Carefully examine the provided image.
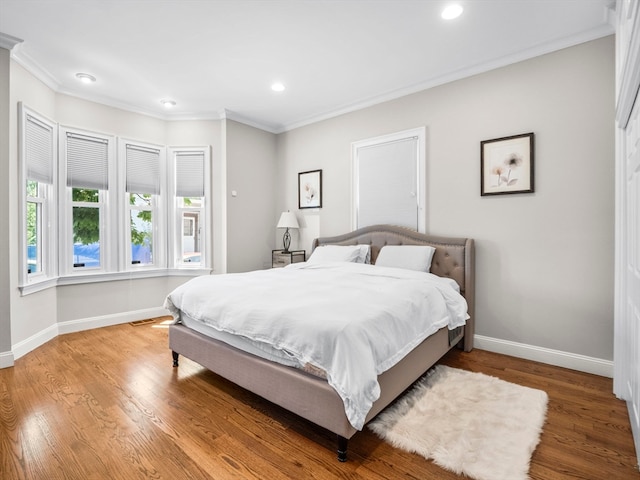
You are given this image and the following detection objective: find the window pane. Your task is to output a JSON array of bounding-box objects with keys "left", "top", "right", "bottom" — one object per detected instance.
[
  {"left": 181, "top": 211, "right": 200, "bottom": 263},
  {"left": 27, "top": 180, "right": 39, "bottom": 198},
  {"left": 180, "top": 197, "right": 202, "bottom": 207},
  {"left": 131, "top": 209, "right": 152, "bottom": 265},
  {"left": 130, "top": 192, "right": 151, "bottom": 207},
  {"left": 72, "top": 188, "right": 99, "bottom": 203},
  {"left": 26, "top": 201, "right": 40, "bottom": 274},
  {"left": 73, "top": 206, "right": 100, "bottom": 268}
]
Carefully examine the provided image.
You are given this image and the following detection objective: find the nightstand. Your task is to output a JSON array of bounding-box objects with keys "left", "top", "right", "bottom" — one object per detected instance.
[{"left": 272, "top": 249, "right": 306, "bottom": 268}]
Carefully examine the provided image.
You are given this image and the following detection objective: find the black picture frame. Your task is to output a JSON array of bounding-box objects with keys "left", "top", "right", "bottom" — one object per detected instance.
[
  {"left": 298, "top": 169, "right": 322, "bottom": 209},
  {"left": 481, "top": 132, "right": 534, "bottom": 196}
]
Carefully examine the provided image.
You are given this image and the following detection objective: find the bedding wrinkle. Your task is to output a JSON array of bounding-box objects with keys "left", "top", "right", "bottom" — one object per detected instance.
[{"left": 164, "top": 262, "right": 468, "bottom": 430}]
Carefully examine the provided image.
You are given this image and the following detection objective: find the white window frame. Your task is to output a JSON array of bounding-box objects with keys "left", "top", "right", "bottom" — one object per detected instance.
[
  {"left": 19, "top": 112, "right": 211, "bottom": 291},
  {"left": 118, "top": 139, "right": 166, "bottom": 271},
  {"left": 59, "top": 127, "right": 117, "bottom": 276},
  {"left": 351, "top": 127, "right": 426, "bottom": 232},
  {"left": 167, "top": 146, "right": 211, "bottom": 270},
  {"left": 18, "top": 104, "right": 58, "bottom": 292}
]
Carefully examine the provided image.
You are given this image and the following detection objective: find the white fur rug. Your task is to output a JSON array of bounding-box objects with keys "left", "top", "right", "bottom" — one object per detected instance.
[{"left": 368, "top": 365, "right": 548, "bottom": 480}]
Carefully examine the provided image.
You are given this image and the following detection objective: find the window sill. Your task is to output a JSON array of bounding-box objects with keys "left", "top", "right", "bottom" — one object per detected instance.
[
  {"left": 19, "top": 277, "right": 58, "bottom": 296},
  {"left": 19, "top": 267, "right": 212, "bottom": 296}
]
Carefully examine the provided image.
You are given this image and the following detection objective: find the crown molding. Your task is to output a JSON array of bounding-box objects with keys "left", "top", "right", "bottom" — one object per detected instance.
[
  {"left": 280, "top": 24, "right": 615, "bottom": 133},
  {"left": 220, "top": 109, "right": 281, "bottom": 134},
  {"left": 615, "top": 0, "right": 640, "bottom": 128},
  {"left": 0, "top": 31, "right": 23, "bottom": 51},
  {"left": 10, "top": 45, "right": 60, "bottom": 91},
  {"left": 7, "top": 23, "right": 615, "bottom": 135}
]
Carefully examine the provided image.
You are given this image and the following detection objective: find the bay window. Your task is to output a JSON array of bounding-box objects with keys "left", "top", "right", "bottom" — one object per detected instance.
[
  {"left": 19, "top": 104, "right": 57, "bottom": 288},
  {"left": 19, "top": 107, "right": 210, "bottom": 293}
]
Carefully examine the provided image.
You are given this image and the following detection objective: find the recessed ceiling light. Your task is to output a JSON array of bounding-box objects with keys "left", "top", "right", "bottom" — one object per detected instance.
[
  {"left": 160, "top": 99, "right": 176, "bottom": 108},
  {"left": 75, "top": 73, "right": 96, "bottom": 84},
  {"left": 271, "top": 82, "right": 286, "bottom": 92},
  {"left": 441, "top": 4, "right": 463, "bottom": 20}
]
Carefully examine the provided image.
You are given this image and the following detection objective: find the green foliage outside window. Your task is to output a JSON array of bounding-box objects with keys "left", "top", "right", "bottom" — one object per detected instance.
[
  {"left": 71, "top": 189, "right": 152, "bottom": 246},
  {"left": 72, "top": 188, "right": 100, "bottom": 245},
  {"left": 26, "top": 181, "right": 38, "bottom": 246},
  {"left": 26, "top": 202, "right": 36, "bottom": 246},
  {"left": 130, "top": 193, "right": 152, "bottom": 246}
]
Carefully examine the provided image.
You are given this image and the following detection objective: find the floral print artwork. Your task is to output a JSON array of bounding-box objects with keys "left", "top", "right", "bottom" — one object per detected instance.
[
  {"left": 492, "top": 153, "right": 523, "bottom": 187},
  {"left": 481, "top": 133, "right": 534, "bottom": 195}
]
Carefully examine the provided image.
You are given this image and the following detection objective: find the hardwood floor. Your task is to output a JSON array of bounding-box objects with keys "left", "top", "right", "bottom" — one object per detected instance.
[{"left": 0, "top": 319, "right": 638, "bottom": 479}]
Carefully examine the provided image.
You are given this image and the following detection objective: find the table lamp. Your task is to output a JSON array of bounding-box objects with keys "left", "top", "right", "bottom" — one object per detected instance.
[{"left": 276, "top": 211, "right": 299, "bottom": 253}]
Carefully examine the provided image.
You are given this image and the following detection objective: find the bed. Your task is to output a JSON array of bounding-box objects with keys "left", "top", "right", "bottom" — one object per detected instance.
[{"left": 166, "top": 224, "right": 475, "bottom": 461}]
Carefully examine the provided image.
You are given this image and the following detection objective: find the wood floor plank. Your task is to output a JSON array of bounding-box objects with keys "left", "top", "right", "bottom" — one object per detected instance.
[{"left": 0, "top": 320, "right": 638, "bottom": 479}]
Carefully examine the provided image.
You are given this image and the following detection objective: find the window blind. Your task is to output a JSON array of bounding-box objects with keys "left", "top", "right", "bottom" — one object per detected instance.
[
  {"left": 356, "top": 136, "right": 419, "bottom": 230},
  {"left": 126, "top": 144, "right": 161, "bottom": 194},
  {"left": 175, "top": 151, "right": 205, "bottom": 197},
  {"left": 25, "top": 114, "right": 54, "bottom": 184},
  {"left": 66, "top": 132, "right": 109, "bottom": 190}
]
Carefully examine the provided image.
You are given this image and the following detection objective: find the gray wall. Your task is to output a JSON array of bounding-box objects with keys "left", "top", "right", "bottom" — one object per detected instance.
[
  {"left": 276, "top": 37, "right": 615, "bottom": 362},
  {"left": 226, "top": 120, "right": 278, "bottom": 272}
]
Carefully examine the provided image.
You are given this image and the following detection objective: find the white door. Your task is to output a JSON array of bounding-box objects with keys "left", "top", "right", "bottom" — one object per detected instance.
[
  {"left": 614, "top": 0, "right": 640, "bottom": 463},
  {"left": 616, "top": 87, "right": 640, "bottom": 460}
]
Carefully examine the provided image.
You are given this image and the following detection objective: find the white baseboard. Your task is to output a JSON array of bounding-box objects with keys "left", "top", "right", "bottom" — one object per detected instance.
[
  {"left": 58, "top": 307, "right": 171, "bottom": 335},
  {"left": 4, "top": 316, "right": 613, "bottom": 380},
  {"left": 12, "top": 323, "right": 59, "bottom": 362},
  {"left": 0, "top": 350, "right": 15, "bottom": 368},
  {"left": 474, "top": 334, "right": 614, "bottom": 378},
  {"left": 2, "top": 307, "right": 171, "bottom": 367}
]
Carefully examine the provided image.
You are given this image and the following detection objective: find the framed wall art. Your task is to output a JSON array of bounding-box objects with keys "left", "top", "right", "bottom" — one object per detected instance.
[
  {"left": 298, "top": 169, "right": 322, "bottom": 209},
  {"left": 481, "top": 132, "right": 534, "bottom": 196}
]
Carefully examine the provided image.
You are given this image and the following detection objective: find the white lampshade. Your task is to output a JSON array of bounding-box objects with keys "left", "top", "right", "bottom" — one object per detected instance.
[{"left": 277, "top": 211, "right": 299, "bottom": 229}]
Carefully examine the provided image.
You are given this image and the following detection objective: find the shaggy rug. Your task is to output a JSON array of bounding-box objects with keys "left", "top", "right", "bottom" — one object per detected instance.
[{"left": 368, "top": 365, "right": 548, "bottom": 480}]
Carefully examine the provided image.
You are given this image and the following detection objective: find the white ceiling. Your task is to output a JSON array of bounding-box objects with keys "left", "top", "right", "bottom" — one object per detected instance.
[{"left": 0, "top": 0, "right": 614, "bottom": 133}]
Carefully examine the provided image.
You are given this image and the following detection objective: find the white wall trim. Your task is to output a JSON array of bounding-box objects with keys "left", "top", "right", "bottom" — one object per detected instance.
[
  {"left": 0, "top": 307, "right": 171, "bottom": 368},
  {"left": 0, "top": 350, "right": 15, "bottom": 369},
  {"left": 0, "top": 32, "right": 23, "bottom": 51},
  {"left": 9, "top": 25, "right": 614, "bottom": 135},
  {"left": 58, "top": 307, "right": 170, "bottom": 335},
  {"left": 12, "top": 323, "right": 59, "bottom": 362},
  {"left": 282, "top": 25, "right": 615, "bottom": 133},
  {"left": 3, "top": 315, "right": 614, "bottom": 379},
  {"left": 475, "top": 334, "right": 613, "bottom": 378}
]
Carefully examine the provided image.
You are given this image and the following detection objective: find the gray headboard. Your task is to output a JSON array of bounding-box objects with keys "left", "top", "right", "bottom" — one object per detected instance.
[{"left": 312, "top": 224, "right": 475, "bottom": 351}]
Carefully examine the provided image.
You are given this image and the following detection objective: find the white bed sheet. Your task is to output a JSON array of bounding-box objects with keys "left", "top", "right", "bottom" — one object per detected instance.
[
  {"left": 180, "top": 313, "right": 304, "bottom": 369},
  {"left": 164, "top": 262, "right": 468, "bottom": 430}
]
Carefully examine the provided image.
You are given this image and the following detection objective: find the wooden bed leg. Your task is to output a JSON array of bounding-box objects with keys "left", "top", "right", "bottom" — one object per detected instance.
[
  {"left": 337, "top": 435, "right": 348, "bottom": 462},
  {"left": 172, "top": 351, "right": 179, "bottom": 367}
]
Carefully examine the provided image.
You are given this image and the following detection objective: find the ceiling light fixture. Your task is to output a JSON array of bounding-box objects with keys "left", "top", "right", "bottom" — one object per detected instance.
[
  {"left": 75, "top": 73, "right": 96, "bottom": 84},
  {"left": 441, "top": 4, "right": 463, "bottom": 20},
  {"left": 271, "top": 82, "right": 286, "bottom": 92},
  {"left": 160, "top": 99, "right": 176, "bottom": 108}
]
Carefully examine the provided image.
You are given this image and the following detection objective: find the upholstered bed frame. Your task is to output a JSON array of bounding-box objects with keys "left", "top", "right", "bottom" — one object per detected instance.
[{"left": 169, "top": 224, "right": 475, "bottom": 461}]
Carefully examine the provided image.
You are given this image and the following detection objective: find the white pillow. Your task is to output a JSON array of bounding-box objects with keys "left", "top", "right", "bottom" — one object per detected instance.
[
  {"left": 375, "top": 245, "right": 436, "bottom": 272},
  {"left": 308, "top": 245, "right": 363, "bottom": 264},
  {"left": 355, "top": 245, "right": 371, "bottom": 264}
]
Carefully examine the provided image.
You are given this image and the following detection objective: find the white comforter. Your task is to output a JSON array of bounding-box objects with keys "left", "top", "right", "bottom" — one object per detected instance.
[{"left": 164, "top": 262, "right": 469, "bottom": 430}]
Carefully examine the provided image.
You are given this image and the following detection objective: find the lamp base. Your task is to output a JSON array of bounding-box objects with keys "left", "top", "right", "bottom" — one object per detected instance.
[{"left": 282, "top": 228, "right": 291, "bottom": 252}]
